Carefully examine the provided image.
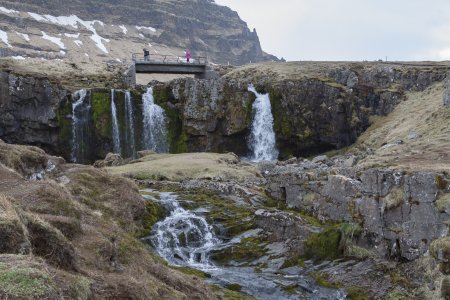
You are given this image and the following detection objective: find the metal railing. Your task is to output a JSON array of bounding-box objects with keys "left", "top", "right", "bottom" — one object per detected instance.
[{"left": 132, "top": 53, "right": 207, "bottom": 65}]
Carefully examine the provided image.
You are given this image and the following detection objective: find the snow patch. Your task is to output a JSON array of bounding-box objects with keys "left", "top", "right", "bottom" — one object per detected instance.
[
  {"left": 28, "top": 12, "right": 47, "bottom": 22},
  {"left": 11, "top": 56, "right": 25, "bottom": 60},
  {"left": 28, "top": 12, "right": 109, "bottom": 53},
  {"left": 0, "top": 6, "right": 19, "bottom": 14},
  {"left": 65, "top": 33, "right": 80, "bottom": 38},
  {"left": 119, "top": 25, "right": 128, "bottom": 34},
  {"left": 84, "top": 53, "right": 89, "bottom": 57},
  {"left": 138, "top": 33, "right": 145, "bottom": 39},
  {"left": 16, "top": 32, "right": 30, "bottom": 41},
  {"left": 136, "top": 25, "right": 156, "bottom": 32},
  {"left": 41, "top": 31, "right": 65, "bottom": 49},
  {"left": 59, "top": 50, "right": 66, "bottom": 55},
  {"left": 115, "top": 58, "right": 121, "bottom": 62},
  {"left": 0, "top": 30, "right": 12, "bottom": 48},
  {"left": 73, "top": 40, "right": 83, "bottom": 47}
]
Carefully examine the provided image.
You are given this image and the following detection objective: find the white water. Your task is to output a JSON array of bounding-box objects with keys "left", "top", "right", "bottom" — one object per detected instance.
[
  {"left": 124, "top": 91, "right": 136, "bottom": 157},
  {"left": 248, "top": 84, "right": 279, "bottom": 161},
  {"left": 71, "top": 89, "right": 89, "bottom": 163},
  {"left": 142, "top": 87, "right": 169, "bottom": 153},
  {"left": 143, "top": 189, "right": 347, "bottom": 300},
  {"left": 110, "top": 89, "right": 121, "bottom": 155},
  {"left": 146, "top": 191, "right": 220, "bottom": 270}
]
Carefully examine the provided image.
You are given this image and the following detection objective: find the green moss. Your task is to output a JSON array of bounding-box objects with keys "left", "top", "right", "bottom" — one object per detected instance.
[
  {"left": 346, "top": 286, "right": 369, "bottom": 300},
  {"left": 280, "top": 256, "right": 305, "bottom": 269},
  {"left": 282, "top": 285, "right": 298, "bottom": 294},
  {"left": 140, "top": 199, "right": 166, "bottom": 237},
  {"left": 210, "top": 284, "right": 256, "bottom": 300},
  {"left": 310, "top": 272, "right": 341, "bottom": 289},
  {"left": 225, "top": 283, "right": 242, "bottom": 292},
  {"left": 91, "top": 90, "right": 112, "bottom": 139},
  {"left": 304, "top": 227, "right": 342, "bottom": 261},
  {"left": 171, "top": 266, "right": 211, "bottom": 279},
  {"left": 0, "top": 263, "right": 56, "bottom": 298},
  {"left": 436, "top": 175, "right": 448, "bottom": 190},
  {"left": 211, "top": 236, "right": 268, "bottom": 265}
]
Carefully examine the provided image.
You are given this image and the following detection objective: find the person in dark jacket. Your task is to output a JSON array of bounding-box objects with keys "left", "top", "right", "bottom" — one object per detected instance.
[{"left": 143, "top": 48, "right": 150, "bottom": 61}]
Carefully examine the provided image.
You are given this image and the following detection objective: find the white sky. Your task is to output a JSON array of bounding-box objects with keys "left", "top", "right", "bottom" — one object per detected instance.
[{"left": 214, "top": 0, "right": 450, "bottom": 61}]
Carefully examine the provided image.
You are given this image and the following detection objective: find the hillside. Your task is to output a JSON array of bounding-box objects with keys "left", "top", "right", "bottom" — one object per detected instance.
[{"left": 0, "top": 0, "right": 277, "bottom": 68}]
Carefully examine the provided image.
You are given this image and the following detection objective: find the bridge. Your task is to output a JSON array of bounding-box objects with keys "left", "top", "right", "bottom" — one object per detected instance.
[{"left": 132, "top": 53, "right": 208, "bottom": 76}]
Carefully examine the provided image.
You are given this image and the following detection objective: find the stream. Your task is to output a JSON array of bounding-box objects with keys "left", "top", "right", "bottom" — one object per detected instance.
[{"left": 142, "top": 189, "right": 346, "bottom": 300}]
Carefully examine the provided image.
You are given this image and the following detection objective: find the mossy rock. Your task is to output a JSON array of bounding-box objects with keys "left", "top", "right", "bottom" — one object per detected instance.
[
  {"left": 91, "top": 90, "right": 112, "bottom": 139},
  {"left": 304, "top": 227, "right": 342, "bottom": 261},
  {"left": 140, "top": 199, "right": 167, "bottom": 238}
]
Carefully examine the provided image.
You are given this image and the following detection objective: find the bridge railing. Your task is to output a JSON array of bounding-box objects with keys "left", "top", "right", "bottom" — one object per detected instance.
[{"left": 132, "top": 53, "right": 207, "bottom": 65}]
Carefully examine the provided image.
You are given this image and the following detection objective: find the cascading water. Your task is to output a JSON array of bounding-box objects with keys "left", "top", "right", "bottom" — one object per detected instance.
[
  {"left": 142, "top": 87, "right": 169, "bottom": 153},
  {"left": 71, "top": 89, "right": 90, "bottom": 163},
  {"left": 146, "top": 191, "right": 220, "bottom": 270},
  {"left": 124, "top": 91, "right": 136, "bottom": 157},
  {"left": 110, "top": 89, "right": 121, "bottom": 155},
  {"left": 248, "top": 84, "right": 279, "bottom": 161},
  {"left": 143, "top": 189, "right": 346, "bottom": 300}
]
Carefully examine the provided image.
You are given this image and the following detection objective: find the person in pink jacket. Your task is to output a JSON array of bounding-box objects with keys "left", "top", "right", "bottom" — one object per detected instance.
[{"left": 185, "top": 50, "right": 191, "bottom": 62}]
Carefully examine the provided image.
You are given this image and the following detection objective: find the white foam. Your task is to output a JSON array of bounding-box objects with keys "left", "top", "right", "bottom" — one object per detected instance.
[
  {"left": 16, "top": 32, "right": 30, "bottom": 41},
  {"left": 0, "top": 6, "right": 19, "bottom": 14},
  {"left": 136, "top": 25, "right": 156, "bottom": 32},
  {"left": 65, "top": 33, "right": 80, "bottom": 38},
  {"left": 119, "top": 25, "right": 128, "bottom": 34},
  {"left": 73, "top": 40, "right": 83, "bottom": 47},
  {"left": 0, "top": 30, "right": 12, "bottom": 48},
  {"left": 41, "top": 31, "right": 65, "bottom": 49}
]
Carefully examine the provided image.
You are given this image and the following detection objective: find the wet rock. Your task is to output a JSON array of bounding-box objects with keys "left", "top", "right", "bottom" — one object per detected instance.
[{"left": 444, "top": 71, "right": 450, "bottom": 107}]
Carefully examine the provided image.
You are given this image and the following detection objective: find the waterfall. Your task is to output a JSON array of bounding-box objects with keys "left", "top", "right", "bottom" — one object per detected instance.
[
  {"left": 124, "top": 91, "right": 136, "bottom": 157},
  {"left": 142, "top": 87, "right": 169, "bottom": 153},
  {"left": 71, "top": 89, "right": 90, "bottom": 163},
  {"left": 247, "top": 84, "right": 279, "bottom": 161},
  {"left": 110, "top": 89, "right": 121, "bottom": 154},
  {"left": 145, "top": 191, "right": 220, "bottom": 270}
]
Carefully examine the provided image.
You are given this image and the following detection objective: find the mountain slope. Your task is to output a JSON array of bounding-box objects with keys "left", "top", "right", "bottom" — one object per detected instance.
[{"left": 0, "top": 0, "right": 277, "bottom": 66}]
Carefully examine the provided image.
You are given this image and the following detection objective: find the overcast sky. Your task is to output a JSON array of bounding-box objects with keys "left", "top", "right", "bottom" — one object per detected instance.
[{"left": 214, "top": 0, "right": 450, "bottom": 62}]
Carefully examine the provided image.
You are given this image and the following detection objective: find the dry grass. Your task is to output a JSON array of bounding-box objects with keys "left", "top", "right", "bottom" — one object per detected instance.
[
  {"left": 352, "top": 82, "right": 450, "bottom": 172},
  {"left": 106, "top": 152, "right": 260, "bottom": 182}
]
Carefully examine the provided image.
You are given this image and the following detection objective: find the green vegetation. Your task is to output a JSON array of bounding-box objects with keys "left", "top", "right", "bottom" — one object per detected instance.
[
  {"left": 304, "top": 227, "right": 342, "bottom": 261},
  {"left": 211, "top": 284, "right": 256, "bottom": 300},
  {"left": 280, "top": 256, "right": 305, "bottom": 269},
  {"left": 211, "top": 236, "right": 267, "bottom": 264},
  {"left": 0, "top": 263, "right": 55, "bottom": 298},
  {"left": 346, "top": 286, "right": 369, "bottom": 300},
  {"left": 310, "top": 272, "right": 341, "bottom": 289},
  {"left": 91, "top": 90, "right": 112, "bottom": 139},
  {"left": 436, "top": 175, "right": 448, "bottom": 190},
  {"left": 140, "top": 199, "right": 166, "bottom": 237},
  {"left": 170, "top": 266, "right": 211, "bottom": 279}
]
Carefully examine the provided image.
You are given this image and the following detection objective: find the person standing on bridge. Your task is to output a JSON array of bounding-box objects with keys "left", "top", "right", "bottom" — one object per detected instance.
[
  {"left": 185, "top": 50, "right": 191, "bottom": 63},
  {"left": 143, "top": 48, "right": 150, "bottom": 61}
]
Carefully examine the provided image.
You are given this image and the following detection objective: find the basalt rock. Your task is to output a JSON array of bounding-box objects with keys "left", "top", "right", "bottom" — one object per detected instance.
[{"left": 265, "top": 158, "right": 450, "bottom": 261}]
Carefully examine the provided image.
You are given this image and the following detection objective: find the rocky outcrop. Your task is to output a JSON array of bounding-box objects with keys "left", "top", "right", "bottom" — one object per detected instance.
[
  {"left": 154, "top": 62, "right": 447, "bottom": 159},
  {"left": 0, "top": 71, "right": 69, "bottom": 154},
  {"left": 264, "top": 157, "right": 450, "bottom": 261},
  {"left": 444, "top": 71, "right": 450, "bottom": 107}
]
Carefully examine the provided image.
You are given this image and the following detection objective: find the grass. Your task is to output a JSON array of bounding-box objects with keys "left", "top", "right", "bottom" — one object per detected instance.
[
  {"left": 0, "top": 263, "right": 55, "bottom": 298},
  {"left": 107, "top": 152, "right": 260, "bottom": 182}
]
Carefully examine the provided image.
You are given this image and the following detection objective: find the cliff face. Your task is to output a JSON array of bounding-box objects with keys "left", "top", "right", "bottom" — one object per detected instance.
[
  {"left": 0, "top": 62, "right": 447, "bottom": 163},
  {"left": 156, "top": 62, "right": 447, "bottom": 159},
  {"left": 0, "top": 71, "right": 69, "bottom": 154},
  {"left": 0, "top": 0, "right": 276, "bottom": 66}
]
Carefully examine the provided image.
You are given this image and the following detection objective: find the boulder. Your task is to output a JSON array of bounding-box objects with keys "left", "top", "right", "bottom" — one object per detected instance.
[{"left": 94, "top": 153, "right": 124, "bottom": 168}]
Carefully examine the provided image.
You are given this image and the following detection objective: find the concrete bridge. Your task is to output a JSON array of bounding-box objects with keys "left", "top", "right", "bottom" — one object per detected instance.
[{"left": 132, "top": 53, "right": 208, "bottom": 76}]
